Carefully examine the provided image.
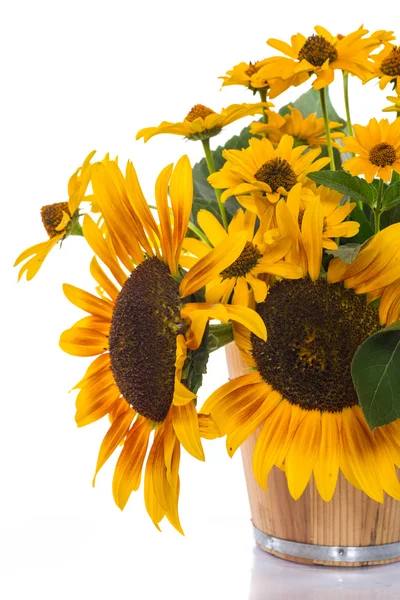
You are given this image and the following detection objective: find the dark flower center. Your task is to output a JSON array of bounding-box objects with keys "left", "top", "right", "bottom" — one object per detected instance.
[
  {"left": 40, "top": 202, "right": 70, "bottom": 238},
  {"left": 251, "top": 278, "right": 381, "bottom": 412},
  {"left": 381, "top": 47, "right": 400, "bottom": 77},
  {"left": 220, "top": 241, "right": 262, "bottom": 279},
  {"left": 298, "top": 35, "right": 338, "bottom": 67},
  {"left": 185, "top": 104, "right": 215, "bottom": 122},
  {"left": 369, "top": 142, "right": 397, "bottom": 167},
  {"left": 254, "top": 158, "right": 298, "bottom": 193},
  {"left": 109, "top": 257, "right": 183, "bottom": 422}
]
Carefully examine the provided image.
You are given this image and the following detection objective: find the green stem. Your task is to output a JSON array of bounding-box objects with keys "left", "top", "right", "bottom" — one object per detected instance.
[
  {"left": 187, "top": 221, "right": 212, "bottom": 246},
  {"left": 397, "top": 111, "right": 400, "bottom": 119},
  {"left": 342, "top": 72, "right": 353, "bottom": 137},
  {"left": 374, "top": 179, "right": 384, "bottom": 233},
  {"left": 201, "top": 138, "right": 229, "bottom": 230},
  {"left": 259, "top": 89, "right": 268, "bottom": 124},
  {"left": 319, "top": 87, "right": 336, "bottom": 171},
  {"left": 208, "top": 323, "right": 234, "bottom": 352}
]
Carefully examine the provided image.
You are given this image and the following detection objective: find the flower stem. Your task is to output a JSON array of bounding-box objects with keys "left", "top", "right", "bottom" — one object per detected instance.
[
  {"left": 208, "top": 323, "right": 234, "bottom": 352},
  {"left": 201, "top": 138, "right": 229, "bottom": 230},
  {"left": 342, "top": 72, "right": 353, "bottom": 137},
  {"left": 374, "top": 179, "right": 384, "bottom": 233},
  {"left": 187, "top": 221, "right": 212, "bottom": 246},
  {"left": 259, "top": 89, "right": 268, "bottom": 123},
  {"left": 319, "top": 86, "right": 336, "bottom": 171}
]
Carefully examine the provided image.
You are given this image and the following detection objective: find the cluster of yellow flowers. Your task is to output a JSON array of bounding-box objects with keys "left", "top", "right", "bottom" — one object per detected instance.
[{"left": 15, "top": 25, "right": 400, "bottom": 533}]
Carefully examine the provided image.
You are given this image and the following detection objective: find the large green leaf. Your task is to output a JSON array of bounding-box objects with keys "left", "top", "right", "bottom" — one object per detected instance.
[
  {"left": 351, "top": 322, "right": 400, "bottom": 430},
  {"left": 308, "top": 171, "right": 377, "bottom": 207},
  {"left": 382, "top": 180, "right": 400, "bottom": 212}
]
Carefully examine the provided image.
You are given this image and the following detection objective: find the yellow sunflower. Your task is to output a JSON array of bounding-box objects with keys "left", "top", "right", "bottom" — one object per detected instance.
[
  {"left": 383, "top": 95, "right": 400, "bottom": 113},
  {"left": 219, "top": 60, "right": 307, "bottom": 99},
  {"left": 201, "top": 223, "right": 400, "bottom": 503},
  {"left": 342, "top": 117, "right": 400, "bottom": 182},
  {"left": 207, "top": 134, "right": 330, "bottom": 212},
  {"left": 250, "top": 107, "right": 345, "bottom": 149},
  {"left": 14, "top": 151, "right": 95, "bottom": 280},
  {"left": 59, "top": 155, "right": 266, "bottom": 532},
  {"left": 136, "top": 102, "right": 272, "bottom": 143},
  {"left": 369, "top": 44, "right": 400, "bottom": 94},
  {"left": 180, "top": 207, "right": 303, "bottom": 306},
  {"left": 258, "top": 26, "right": 386, "bottom": 90},
  {"left": 302, "top": 183, "right": 360, "bottom": 250}
]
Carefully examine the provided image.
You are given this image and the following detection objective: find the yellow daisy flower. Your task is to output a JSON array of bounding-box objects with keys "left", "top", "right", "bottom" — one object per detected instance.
[
  {"left": 207, "top": 134, "right": 329, "bottom": 211},
  {"left": 201, "top": 222, "right": 400, "bottom": 504},
  {"left": 219, "top": 60, "right": 307, "bottom": 99},
  {"left": 258, "top": 26, "right": 386, "bottom": 90},
  {"left": 59, "top": 156, "right": 266, "bottom": 533},
  {"left": 342, "top": 117, "right": 400, "bottom": 182},
  {"left": 14, "top": 151, "right": 95, "bottom": 280},
  {"left": 136, "top": 102, "right": 272, "bottom": 143},
  {"left": 383, "top": 95, "right": 400, "bottom": 112},
  {"left": 302, "top": 183, "right": 360, "bottom": 250},
  {"left": 370, "top": 44, "right": 400, "bottom": 94},
  {"left": 180, "top": 208, "right": 303, "bottom": 306},
  {"left": 250, "top": 107, "right": 345, "bottom": 149}
]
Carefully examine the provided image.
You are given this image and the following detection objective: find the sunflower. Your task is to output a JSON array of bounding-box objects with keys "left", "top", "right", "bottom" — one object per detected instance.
[
  {"left": 369, "top": 44, "right": 400, "bottom": 94},
  {"left": 180, "top": 207, "right": 303, "bottom": 306},
  {"left": 14, "top": 151, "right": 95, "bottom": 280},
  {"left": 201, "top": 222, "right": 400, "bottom": 503},
  {"left": 136, "top": 102, "right": 272, "bottom": 143},
  {"left": 59, "top": 155, "right": 266, "bottom": 532},
  {"left": 301, "top": 182, "right": 360, "bottom": 250},
  {"left": 342, "top": 117, "right": 400, "bottom": 182},
  {"left": 219, "top": 60, "right": 307, "bottom": 99},
  {"left": 257, "top": 26, "right": 386, "bottom": 90},
  {"left": 207, "top": 134, "right": 330, "bottom": 213},
  {"left": 383, "top": 95, "right": 400, "bottom": 113},
  {"left": 250, "top": 107, "right": 345, "bottom": 149}
]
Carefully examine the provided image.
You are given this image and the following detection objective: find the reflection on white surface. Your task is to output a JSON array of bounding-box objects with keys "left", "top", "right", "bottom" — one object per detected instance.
[{"left": 249, "top": 546, "right": 400, "bottom": 600}]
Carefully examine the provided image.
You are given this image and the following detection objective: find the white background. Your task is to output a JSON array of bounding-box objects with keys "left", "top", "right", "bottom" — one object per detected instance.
[{"left": 2, "top": 1, "right": 400, "bottom": 598}]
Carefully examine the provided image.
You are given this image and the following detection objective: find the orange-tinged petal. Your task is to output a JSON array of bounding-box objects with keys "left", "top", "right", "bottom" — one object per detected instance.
[
  {"left": 92, "top": 408, "right": 134, "bottom": 485},
  {"left": 60, "top": 327, "right": 108, "bottom": 356},
  {"left": 171, "top": 402, "right": 204, "bottom": 461},
  {"left": 112, "top": 418, "right": 153, "bottom": 509},
  {"left": 313, "top": 411, "right": 340, "bottom": 502},
  {"left": 63, "top": 284, "right": 113, "bottom": 318}
]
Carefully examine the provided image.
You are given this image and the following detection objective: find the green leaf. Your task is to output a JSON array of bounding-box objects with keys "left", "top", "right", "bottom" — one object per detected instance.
[
  {"left": 351, "top": 322, "right": 400, "bottom": 430},
  {"left": 278, "top": 87, "right": 345, "bottom": 126},
  {"left": 382, "top": 180, "right": 400, "bottom": 212},
  {"left": 308, "top": 171, "right": 377, "bottom": 207},
  {"left": 347, "top": 203, "right": 374, "bottom": 244},
  {"left": 327, "top": 243, "right": 362, "bottom": 264}
]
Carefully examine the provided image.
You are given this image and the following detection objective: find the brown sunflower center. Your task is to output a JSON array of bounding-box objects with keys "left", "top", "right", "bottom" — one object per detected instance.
[
  {"left": 298, "top": 35, "right": 338, "bottom": 67},
  {"left": 254, "top": 158, "right": 298, "bottom": 193},
  {"left": 109, "top": 257, "right": 183, "bottom": 422},
  {"left": 251, "top": 278, "right": 381, "bottom": 413},
  {"left": 185, "top": 104, "right": 216, "bottom": 122},
  {"left": 381, "top": 47, "right": 400, "bottom": 77},
  {"left": 245, "top": 62, "right": 259, "bottom": 77},
  {"left": 220, "top": 241, "right": 262, "bottom": 279},
  {"left": 369, "top": 142, "right": 397, "bottom": 167},
  {"left": 40, "top": 202, "right": 70, "bottom": 238}
]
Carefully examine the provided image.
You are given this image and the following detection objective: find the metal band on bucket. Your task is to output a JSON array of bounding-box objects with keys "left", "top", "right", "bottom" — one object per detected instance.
[{"left": 253, "top": 524, "right": 400, "bottom": 563}]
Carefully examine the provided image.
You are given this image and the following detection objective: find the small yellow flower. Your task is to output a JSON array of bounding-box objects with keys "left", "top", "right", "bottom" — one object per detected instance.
[
  {"left": 180, "top": 208, "right": 302, "bottom": 306},
  {"left": 383, "top": 95, "right": 400, "bottom": 112},
  {"left": 369, "top": 44, "right": 400, "bottom": 94},
  {"left": 250, "top": 106, "right": 345, "bottom": 149},
  {"left": 136, "top": 102, "right": 272, "bottom": 143},
  {"left": 220, "top": 60, "right": 306, "bottom": 99},
  {"left": 342, "top": 118, "right": 400, "bottom": 182},
  {"left": 257, "top": 26, "right": 388, "bottom": 90},
  {"left": 14, "top": 151, "right": 95, "bottom": 280},
  {"left": 207, "top": 134, "right": 329, "bottom": 212}
]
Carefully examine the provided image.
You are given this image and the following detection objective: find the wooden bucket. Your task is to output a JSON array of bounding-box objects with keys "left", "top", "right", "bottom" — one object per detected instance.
[{"left": 225, "top": 343, "right": 400, "bottom": 567}]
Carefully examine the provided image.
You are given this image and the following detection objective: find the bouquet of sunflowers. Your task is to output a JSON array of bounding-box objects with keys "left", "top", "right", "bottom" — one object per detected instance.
[{"left": 15, "top": 24, "right": 400, "bottom": 535}]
